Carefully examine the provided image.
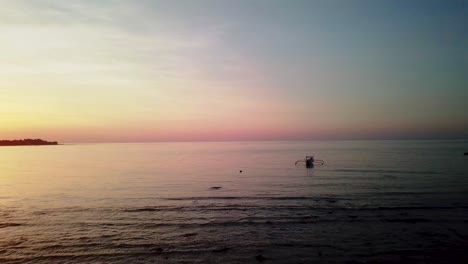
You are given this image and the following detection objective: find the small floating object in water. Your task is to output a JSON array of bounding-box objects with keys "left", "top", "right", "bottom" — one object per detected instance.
[
  {"left": 182, "top": 232, "right": 198, "bottom": 237},
  {"left": 295, "top": 155, "right": 324, "bottom": 168},
  {"left": 464, "top": 152, "right": 468, "bottom": 156},
  {"left": 240, "top": 170, "right": 243, "bottom": 173},
  {"left": 210, "top": 186, "right": 222, "bottom": 190}
]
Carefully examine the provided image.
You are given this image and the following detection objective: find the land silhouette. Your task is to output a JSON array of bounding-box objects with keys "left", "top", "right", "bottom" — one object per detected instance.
[{"left": 0, "top": 139, "right": 58, "bottom": 146}]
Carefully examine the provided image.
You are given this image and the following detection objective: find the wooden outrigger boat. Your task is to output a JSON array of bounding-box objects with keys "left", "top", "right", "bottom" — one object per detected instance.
[{"left": 295, "top": 155, "right": 324, "bottom": 168}]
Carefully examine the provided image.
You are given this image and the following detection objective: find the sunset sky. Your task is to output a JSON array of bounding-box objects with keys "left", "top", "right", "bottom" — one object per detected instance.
[{"left": 1, "top": 0, "right": 467, "bottom": 142}]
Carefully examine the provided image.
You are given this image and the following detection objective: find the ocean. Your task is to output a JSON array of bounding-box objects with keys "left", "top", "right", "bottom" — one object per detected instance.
[{"left": 1, "top": 140, "right": 467, "bottom": 263}]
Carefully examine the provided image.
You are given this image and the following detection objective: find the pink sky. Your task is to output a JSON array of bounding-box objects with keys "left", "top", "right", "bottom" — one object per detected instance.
[{"left": 1, "top": 1, "right": 467, "bottom": 142}]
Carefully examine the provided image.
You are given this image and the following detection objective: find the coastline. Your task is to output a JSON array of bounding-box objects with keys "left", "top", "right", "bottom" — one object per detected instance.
[{"left": 0, "top": 139, "right": 59, "bottom": 146}]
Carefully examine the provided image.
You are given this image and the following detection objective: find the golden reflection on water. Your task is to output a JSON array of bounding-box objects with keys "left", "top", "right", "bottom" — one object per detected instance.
[
  {"left": 0, "top": 142, "right": 299, "bottom": 207},
  {"left": 1, "top": 141, "right": 468, "bottom": 263}
]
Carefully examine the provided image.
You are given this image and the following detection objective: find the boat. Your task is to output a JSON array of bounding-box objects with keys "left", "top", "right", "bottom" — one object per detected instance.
[{"left": 295, "top": 155, "right": 324, "bottom": 168}]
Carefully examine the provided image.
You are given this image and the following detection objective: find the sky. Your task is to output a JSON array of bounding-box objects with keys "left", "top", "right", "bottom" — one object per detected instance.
[{"left": 0, "top": 0, "right": 467, "bottom": 142}]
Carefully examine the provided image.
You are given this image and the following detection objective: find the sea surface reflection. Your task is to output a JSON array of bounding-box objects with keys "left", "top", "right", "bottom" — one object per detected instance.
[{"left": 1, "top": 140, "right": 467, "bottom": 263}]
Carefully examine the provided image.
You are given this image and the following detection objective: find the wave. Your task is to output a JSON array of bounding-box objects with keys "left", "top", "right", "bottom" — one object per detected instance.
[
  {"left": 383, "top": 218, "right": 431, "bottom": 223},
  {"left": 122, "top": 204, "right": 468, "bottom": 213},
  {"left": 0, "top": 223, "right": 22, "bottom": 229},
  {"left": 330, "top": 169, "right": 441, "bottom": 175},
  {"left": 0, "top": 247, "right": 245, "bottom": 264},
  {"left": 161, "top": 196, "right": 347, "bottom": 201},
  {"left": 330, "top": 169, "right": 443, "bottom": 175},
  {"left": 55, "top": 217, "right": 445, "bottom": 230}
]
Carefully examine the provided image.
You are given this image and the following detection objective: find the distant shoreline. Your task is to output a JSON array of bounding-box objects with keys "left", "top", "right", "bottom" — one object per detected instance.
[{"left": 0, "top": 139, "right": 59, "bottom": 146}]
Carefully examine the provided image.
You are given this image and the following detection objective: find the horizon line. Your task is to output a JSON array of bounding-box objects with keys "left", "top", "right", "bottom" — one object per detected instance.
[{"left": 60, "top": 137, "right": 468, "bottom": 144}]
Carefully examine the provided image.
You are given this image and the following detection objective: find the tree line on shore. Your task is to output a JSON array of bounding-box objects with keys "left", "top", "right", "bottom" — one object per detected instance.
[{"left": 0, "top": 139, "right": 58, "bottom": 146}]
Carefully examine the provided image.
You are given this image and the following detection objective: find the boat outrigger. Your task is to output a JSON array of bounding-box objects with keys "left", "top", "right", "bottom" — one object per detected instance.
[{"left": 295, "top": 155, "right": 324, "bottom": 168}]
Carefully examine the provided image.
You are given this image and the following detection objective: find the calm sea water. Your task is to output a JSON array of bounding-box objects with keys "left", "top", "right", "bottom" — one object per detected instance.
[{"left": 1, "top": 140, "right": 467, "bottom": 263}]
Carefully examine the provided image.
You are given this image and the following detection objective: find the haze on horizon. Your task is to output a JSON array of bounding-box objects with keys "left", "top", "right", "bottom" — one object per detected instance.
[{"left": 1, "top": 0, "right": 467, "bottom": 143}]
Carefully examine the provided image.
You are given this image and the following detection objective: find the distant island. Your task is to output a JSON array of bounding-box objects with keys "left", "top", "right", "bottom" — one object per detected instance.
[{"left": 0, "top": 139, "right": 59, "bottom": 146}]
